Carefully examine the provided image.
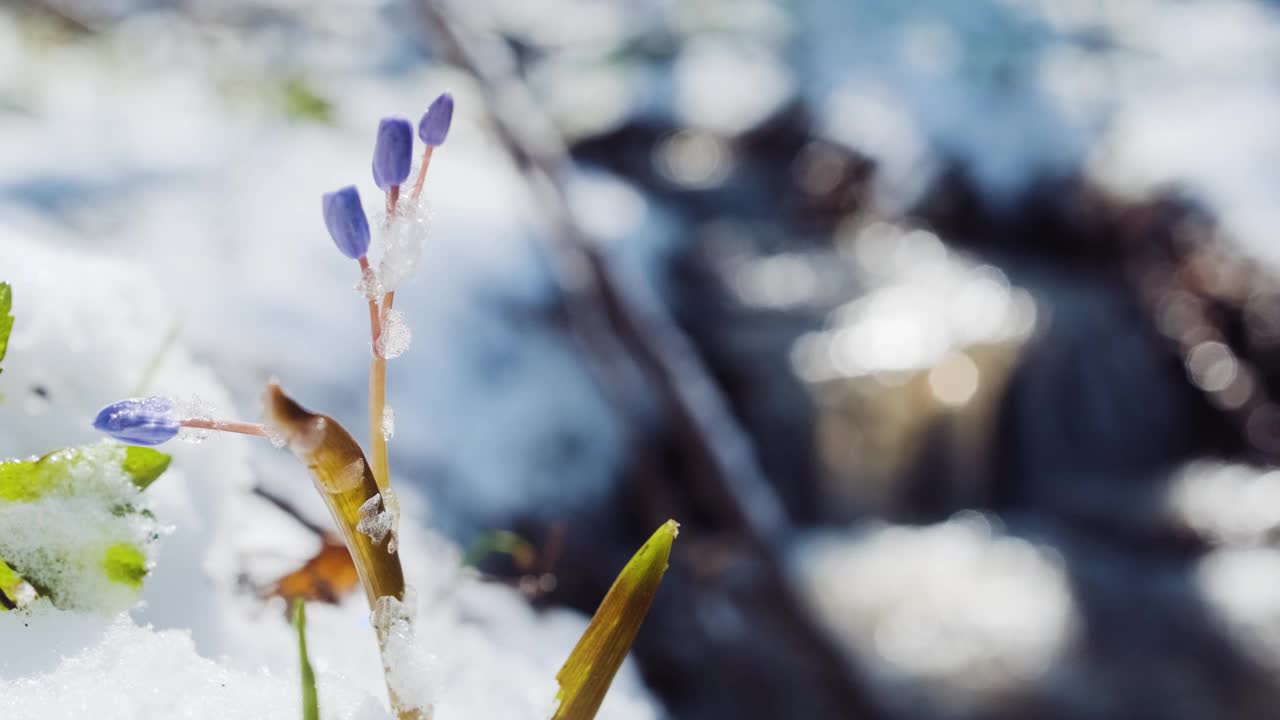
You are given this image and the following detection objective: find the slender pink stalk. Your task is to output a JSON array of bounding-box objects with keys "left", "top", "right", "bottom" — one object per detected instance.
[
  {"left": 386, "top": 185, "right": 400, "bottom": 216},
  {"left": 180, "top": 418, "right": 268, "bottom": 437},
  {"left": 358, "top": 256, "right": 383, "bottom": 353},
  {"left": 410, "top": 146, "right": 435, "bottom": 202}
]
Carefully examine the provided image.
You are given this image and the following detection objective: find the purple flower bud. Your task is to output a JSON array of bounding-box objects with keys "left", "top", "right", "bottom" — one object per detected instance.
[
  {"left": 372, "top": 117, "right": 413, "bottom": 190},
  {"left": 93, "top": 397, "right": 180, "bottom": 446},
  {"left": 418, "top": 92, "right": 454, "bottom": 146},
  {"left": 322, "top": 186, "right": 371, "bottom": 259}
]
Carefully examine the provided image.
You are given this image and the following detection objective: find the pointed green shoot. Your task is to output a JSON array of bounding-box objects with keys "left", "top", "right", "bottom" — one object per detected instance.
[
  {"left": 553, "top": 519, "right": 679, "bottom": 720},
  {"left": 0, "top": 282, "right": 11, "bottom": 375},
  {"left": 294, "top": 599, "right": 320, "bottom": 720}
]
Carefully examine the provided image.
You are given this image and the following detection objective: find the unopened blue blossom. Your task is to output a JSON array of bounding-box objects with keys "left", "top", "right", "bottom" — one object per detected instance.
[
  {"left": 322, "top": 186, "right": 371, "bottom": 259},
  {"left": 93, "top": 397, "right": 180, "bottom": 446},
  {"left": 372, "top": 117, "right": 413, "bottom": 190},
  {"left": 418, "top": 92, "right": 454, "bottom": 146}
]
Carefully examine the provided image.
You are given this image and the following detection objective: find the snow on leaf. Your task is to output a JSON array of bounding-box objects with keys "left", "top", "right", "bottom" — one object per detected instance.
[{"left": 0, "top": 442, "right": 169, "bottom": 612}]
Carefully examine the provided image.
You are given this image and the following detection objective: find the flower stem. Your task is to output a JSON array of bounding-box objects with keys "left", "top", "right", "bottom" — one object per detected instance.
[
  {"left": 386, "top": 185, "right": 400, "bottom": 216},
  {"left": 410, "top": 146, "right": 434, "bottom": 202},
  {"left": 180, "top": 418, "right": 269, "bottom": 437},
  {"left": 368, "top": 291, "right": 395, "bottom": 493}
]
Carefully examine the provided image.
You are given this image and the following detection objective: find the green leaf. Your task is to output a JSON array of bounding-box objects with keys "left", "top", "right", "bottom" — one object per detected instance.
[
  {"left": 462, "top": 529, "right": 536, "bottom": 570},
  {"left": 122, "top": 446, "right": 171, "bottom": 490},
  {"left": 102, "top": 542, "right": 148, "bottom": 588},
  {"left": 294, "top": 599, "right": 320, "bottom": 720},
  {"left": 553, "top": 520, "right": 678, "bottom": 720},
  {"left": 282, "top": 78, "right": 333, "bottom": 123},
  {"left": 0, "top": 281, "right": 11, "bottom": 374},
  {"left": 0, "top": 444, "right": 172, "bottom": 502},
  {"left": 0, "top": 556, "right": 27, "bottom": 608}
]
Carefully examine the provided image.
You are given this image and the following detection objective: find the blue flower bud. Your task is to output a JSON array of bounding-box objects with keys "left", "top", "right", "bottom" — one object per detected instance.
[
  {"left": 322, "top": 186, "right": 371, "bottom": 259},
  {"left": 93, "top": 397, "right": 180, "bottom": 446},
  {"left": 418, "top": 92, "right": 454, "bottom": 146},
  {"left": 372, "top": 117, "right": 413, "bottom": 190}
]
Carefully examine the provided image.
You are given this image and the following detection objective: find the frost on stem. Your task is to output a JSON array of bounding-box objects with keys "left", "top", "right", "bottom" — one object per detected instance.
[
  {"left": 176, "top": 395, "right": 216, "bottom": 444},
  {"left": 381, "top": 405, "right": 396, "bottom": 441},
  {"left": 376, "top": 309, "right": 411, "bottom": 359},
  {"left": 375, "top": 203, "right": 430, "bottom": 292},
  {"left": 356, "top": 263, "right": 384, "bottom": 301},
  {"left": 371, "top": 589, "right": 433, "bottom": 716},
  {"left": 262, "top": 423, "right": 288, "bottom": 449}
]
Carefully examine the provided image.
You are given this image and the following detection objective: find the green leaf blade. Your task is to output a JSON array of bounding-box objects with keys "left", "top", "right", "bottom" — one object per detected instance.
[
  {"left": 553, "top": 519, "right": 678, "bottom": 720},
  {"left": 294, "top": 599, "right": 320, "bottom": 720},
  {"left": 102, "top": 542, "right": 148, "bottom": 589},
  {"left": 122, "top": 446, "right": 171, "bottom": 490},
  {"left": 0, "top": 281, "right": 11, "bottom": 374}
]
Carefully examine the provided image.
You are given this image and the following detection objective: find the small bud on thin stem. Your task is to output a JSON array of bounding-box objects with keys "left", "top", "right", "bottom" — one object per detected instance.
[
  {"left": 322, "top": 187, "right": 372, "bottom": 260},
  {"left": 372, "top": 117, "right": 414, "bottom": 191}
]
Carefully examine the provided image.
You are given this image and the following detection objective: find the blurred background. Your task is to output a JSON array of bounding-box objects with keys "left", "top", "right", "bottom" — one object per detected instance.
[{"left": 5, "top": 0, "right": 1280, "bottom": 718}]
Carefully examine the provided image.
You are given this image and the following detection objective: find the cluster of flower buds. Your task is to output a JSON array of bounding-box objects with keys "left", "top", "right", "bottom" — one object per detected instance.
[
  {"left": 320, "top": 92, "right": 454, "bottom": 264},
  {"left": 93, "top": 92, "right": 455, "bottom": 447}
]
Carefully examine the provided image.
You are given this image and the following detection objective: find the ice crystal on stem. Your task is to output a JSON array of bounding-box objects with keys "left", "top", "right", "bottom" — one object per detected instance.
[
  {"left": 372, "top": 590, "right": 432, "bottom": 716},
  {"left": 382, "top": 406, "right": 396, "bottom": 441},
  {"left": 356, "top": 492, "right": 395, "bottom": 546},
  {"left": 376, "top": 309, "right": 411, "bottom": 359}
]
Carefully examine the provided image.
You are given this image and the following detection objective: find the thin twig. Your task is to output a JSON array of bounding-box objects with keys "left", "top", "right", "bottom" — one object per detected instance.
[
  {"left": 413, "top": 0, "right": 786, "bottom": 547},
  {"left": 412, "top": 6, "right": 881, "bottom": 715}
]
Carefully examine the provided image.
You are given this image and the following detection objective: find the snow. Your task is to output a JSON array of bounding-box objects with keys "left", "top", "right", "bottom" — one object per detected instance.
[
  {"left": 0, "top": 604, "right": 387, "bottom": 720},
  {"left": 376, "top": 201, "right": 432, "bottom": 293}
]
